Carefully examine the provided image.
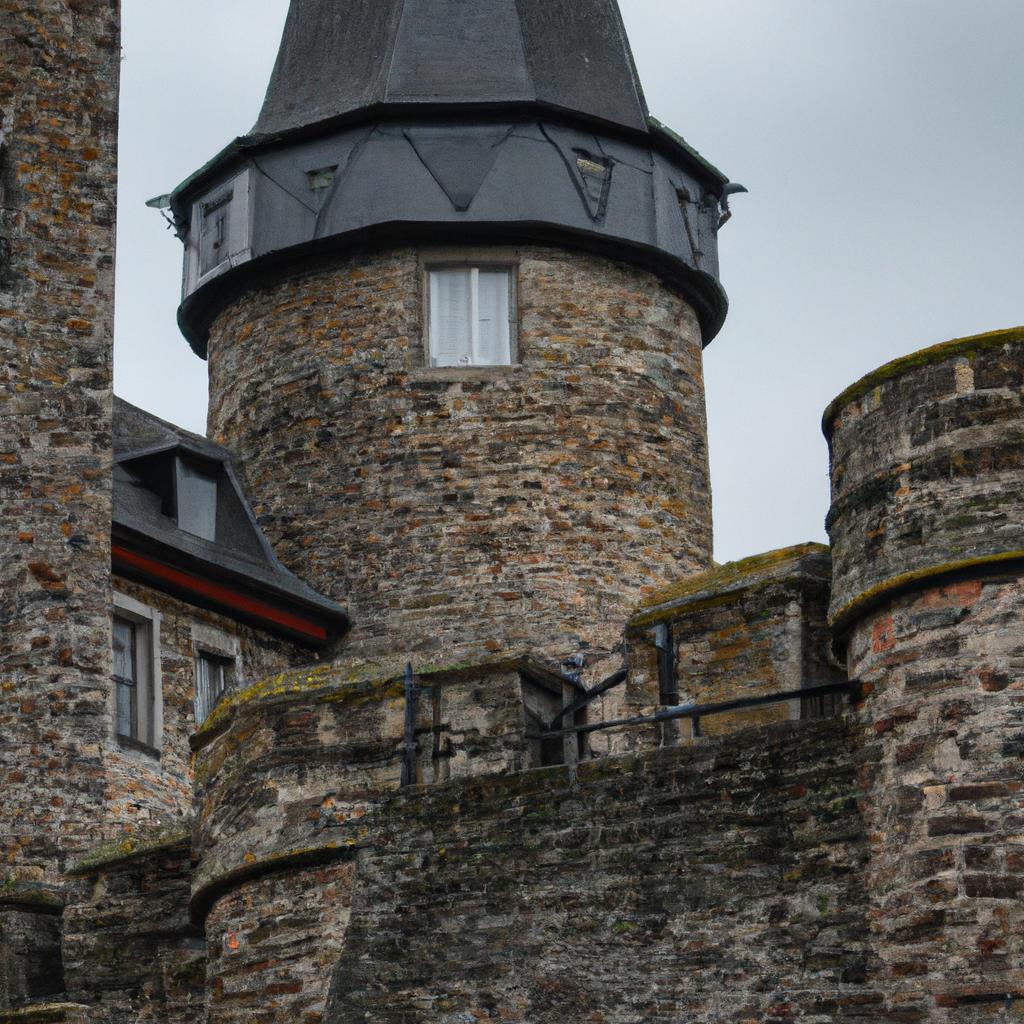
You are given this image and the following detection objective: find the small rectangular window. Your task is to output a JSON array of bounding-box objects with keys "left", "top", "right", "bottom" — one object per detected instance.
[
  {"left": 175, "top": 458, "right": 218, "bottom": 542},
  {"left": 427, "top": 267, "right": 512, "bottom": 368},
  {"left": 195, "top": 651, "right": 235, "bottom": 724},
  {"left": 112, "top": 598, "right": 161, "bottom": 754}
]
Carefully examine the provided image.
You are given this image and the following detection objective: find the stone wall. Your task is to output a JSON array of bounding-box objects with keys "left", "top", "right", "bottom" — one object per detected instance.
[
  {"left": 0, "top": 901, "right": 62, "bottom": 1010},
  {"left": 192, "top": 654, "right": 578, "bottom": 1024},
  {"left": 106, "top": 576, "right": 311, "bottom": 828},
  {"left": 206, "top": 246, "right": 712, "bottom": 676},
  {"left": 847, "top": 572, "right": 1024, "bottom": 1017},
  {"left": 63, "top": 829, "right": 204, "bottom": 1024},
  {"left": 0, "top": 0, "right": 119, "bottom": 884},
  {"left": 325, "top": 718, "right": 878, "bottom": 1023}
]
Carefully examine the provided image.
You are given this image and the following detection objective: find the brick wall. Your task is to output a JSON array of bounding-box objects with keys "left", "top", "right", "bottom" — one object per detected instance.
[
  {"left": 0, "top": 0, "right": 120, "bottom": 885},
  {"left": 206, "top": 246, "right": 712, "bottom": 676}
]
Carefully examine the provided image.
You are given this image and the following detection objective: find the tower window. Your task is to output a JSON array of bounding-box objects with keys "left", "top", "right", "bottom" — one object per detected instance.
[
  {"left": 112, "top": 593, "right": 162, "bottom": 755},
  {"left": 195, "top": 650, "right": 235, "bottom": 724},
  {"left": 427, "top": 267, "right": 513, "bottom": 368}
]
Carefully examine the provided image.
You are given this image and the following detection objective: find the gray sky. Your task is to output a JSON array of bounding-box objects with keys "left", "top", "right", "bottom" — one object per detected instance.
[{"left": 115, "top": 0, "right": 1024, "bottom": 565}]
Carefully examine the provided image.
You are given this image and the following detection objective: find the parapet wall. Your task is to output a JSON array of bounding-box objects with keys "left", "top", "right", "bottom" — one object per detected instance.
[{"left": 326, "top": 718, "right": 877, "bottom": 1023}]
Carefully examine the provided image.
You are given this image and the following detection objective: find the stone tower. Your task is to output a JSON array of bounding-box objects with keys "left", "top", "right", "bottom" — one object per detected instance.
[
  {"left": 171, "top": 0, "right": 736, "bottom": 672},
  {"left": 825, "top": 327, "right": 1024, "bottom": 1014}
]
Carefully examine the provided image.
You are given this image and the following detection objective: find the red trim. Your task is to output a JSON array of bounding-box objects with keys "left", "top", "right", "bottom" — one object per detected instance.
[{"left": 112, "top": 544, "right": 330, "bottom": 642}]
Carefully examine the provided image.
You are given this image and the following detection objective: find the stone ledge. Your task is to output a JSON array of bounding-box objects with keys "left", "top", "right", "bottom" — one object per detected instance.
[
  {"left": 0, "top": 882, "right": 65, "bottom": 915},
  {"left": 629, "top": 543, "right": 829, "bottom": 630},
  {"left": 828, "top": 549, "right": 1024, "bottom": 632},
  {"left": 0, "top": 1006, "right": 89, "bottom": 1024},
  {"left": 191, "top": 649, "right": 552, "bottom": 750},
  {"left": 67, "top": 823, "right": 192, "bottom": 877},
  {"left": 822, "top": 324, "right": 1024, "bottom": 434}
]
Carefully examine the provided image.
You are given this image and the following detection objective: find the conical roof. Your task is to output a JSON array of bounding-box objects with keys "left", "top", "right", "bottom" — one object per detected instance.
[{"left": 253, "top": 0, "right": 650, "bottom": 138}]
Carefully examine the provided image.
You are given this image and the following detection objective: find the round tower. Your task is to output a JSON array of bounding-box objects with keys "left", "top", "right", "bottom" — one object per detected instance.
[
  {"left": 171, "top": 0, "right": 738, "bottom": 670},
  {"left": 825, "top": 327, "right": 1024, "bottom": 1014}
]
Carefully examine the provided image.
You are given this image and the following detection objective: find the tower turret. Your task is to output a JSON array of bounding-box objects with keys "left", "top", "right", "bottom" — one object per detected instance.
[{"left": 172, "top": 0, "right": 738, "bottom": 670}]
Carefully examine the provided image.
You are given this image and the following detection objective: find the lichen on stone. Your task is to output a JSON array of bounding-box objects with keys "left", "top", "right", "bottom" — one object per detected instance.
[
  {"left": 629, "top": 543, "right": 830, "bottom": 629},
  {"left": 822, "top": 325, "right": 1024, "bottom": 435}
]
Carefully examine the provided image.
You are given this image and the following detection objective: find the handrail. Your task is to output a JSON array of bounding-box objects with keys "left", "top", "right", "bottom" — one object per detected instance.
[
  {"left": 547, "top": 668, "right": 628, "bottom": 731},
  {"left": 529, "top": 681, "right": 855, "bottom": 740}
]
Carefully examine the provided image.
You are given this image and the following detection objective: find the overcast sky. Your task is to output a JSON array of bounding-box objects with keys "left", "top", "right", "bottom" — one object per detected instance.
[{"left": 114, "top": 0, "right": 1024, "bottom": 565}]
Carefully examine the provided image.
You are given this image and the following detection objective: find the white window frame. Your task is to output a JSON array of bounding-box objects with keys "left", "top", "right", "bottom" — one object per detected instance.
[
  {"left": 425, "top": 264, "right": 516, "bottom": 368},
  {"left": 191, "top": 623, "right": 242, "bottom": 726},
  {"left": 112, "top": 592, "right": 163, "bottom": 756}
]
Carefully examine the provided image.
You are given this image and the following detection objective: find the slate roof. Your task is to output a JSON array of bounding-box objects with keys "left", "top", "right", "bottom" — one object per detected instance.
[
  {"left": 252, "top": 0, "right": 650, "bottom": 138},
  {"left": 112, "top": 397, "right": 348, "bottom": 638}
]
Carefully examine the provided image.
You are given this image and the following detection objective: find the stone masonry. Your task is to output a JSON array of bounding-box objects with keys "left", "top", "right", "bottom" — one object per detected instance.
[
  {"left": 207, "top": 246, "right": 712, "bottom": 676},
  {"left": 827, "top": 328, "right": 1024, "bottom": 1018},
  {"left": 0, "top": 0, "right": 119, "bottom": 902}
]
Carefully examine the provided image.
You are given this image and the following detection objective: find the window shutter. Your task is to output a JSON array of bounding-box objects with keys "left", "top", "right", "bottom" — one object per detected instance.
[
  {"left": 429, "top": 270, "right": 473, "bottom": 366},
  {"left": 477, "top": 271, "right": 511, "bottom": 365}
]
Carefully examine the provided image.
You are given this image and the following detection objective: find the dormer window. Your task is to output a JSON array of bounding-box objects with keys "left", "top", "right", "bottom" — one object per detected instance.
[
  {"left": 175, "top": 457, "right": 218, "bottom": 542},
  {"left": 187, "top": 168, "right": 252, "bottom": 293},
  {"left": 427, "top": 267, "right": 514, "bottom": 368}
]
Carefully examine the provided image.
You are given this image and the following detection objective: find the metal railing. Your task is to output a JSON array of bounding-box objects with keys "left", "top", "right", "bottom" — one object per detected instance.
[{"left": 530, "top": 681, "right": 856, "bottom": 742}]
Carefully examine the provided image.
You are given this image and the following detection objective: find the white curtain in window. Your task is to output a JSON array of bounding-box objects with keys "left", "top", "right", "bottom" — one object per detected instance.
[
  {"left": 477, "top": 271, "right": 511, "bottom": 365},
  {"left": 430, "top": 269, "right": 473, "bottom": 366}
]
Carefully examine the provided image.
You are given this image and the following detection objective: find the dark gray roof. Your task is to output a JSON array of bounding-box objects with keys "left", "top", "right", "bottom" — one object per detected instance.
[
  {"left": 253, "top": 0, "right": 649, "bottom": 138},
  {"left": 112, "top": 398, "right": 348, "bottom": 638}
]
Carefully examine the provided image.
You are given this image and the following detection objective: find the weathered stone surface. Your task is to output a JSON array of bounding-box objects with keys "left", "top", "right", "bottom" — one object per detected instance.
[
  {"left": 205, "top": 862, "right": 354, "bottom": 1024},
  {"left": 0, "top": 907, "right": 62, "bottom": 1010},
  {"left": 824, "top": 327, "right": 1024, "bottom": 627},
  {"left": 323, "top": 718, "right": 879, "bottom": 1023},
  {"left": 105, "top": 577, "right": 311, "bottom": 829},
  {"left": 62, "top": 828, "right": 202, "bottom": 1024},
  {"left": 848, "top": 572, "right": 1024, "bottom": 1017},
  {"left": 190, "top": 655, "right": 553, "bottom": 905},
  {"left": 0, "top": 0, "right": 120, "bottom": 885},
  {"left": 206, "top": 246, "right": 712, "bottom": 674},
  {"left": 627, "top": 543, "right": 847, "bottom": 736}
]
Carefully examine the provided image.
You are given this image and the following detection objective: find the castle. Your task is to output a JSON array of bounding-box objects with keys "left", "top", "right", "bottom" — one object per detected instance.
[{"left": 2, "top": 2, "right": 1022, "bottom": 1022}]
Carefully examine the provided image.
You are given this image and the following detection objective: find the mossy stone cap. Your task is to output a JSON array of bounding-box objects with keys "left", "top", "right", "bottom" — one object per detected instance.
[{"left": 825, "top": 325, "right": 1024, "bottom": 630}]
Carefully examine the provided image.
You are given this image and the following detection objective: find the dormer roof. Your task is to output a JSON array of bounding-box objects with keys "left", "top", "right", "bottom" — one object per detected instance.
[
  {"left": 252, "top": 0, "right": 649, "bottom": 140},
  {"left": 112, "top": 398, "right": 348, "bottom": 646}
]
